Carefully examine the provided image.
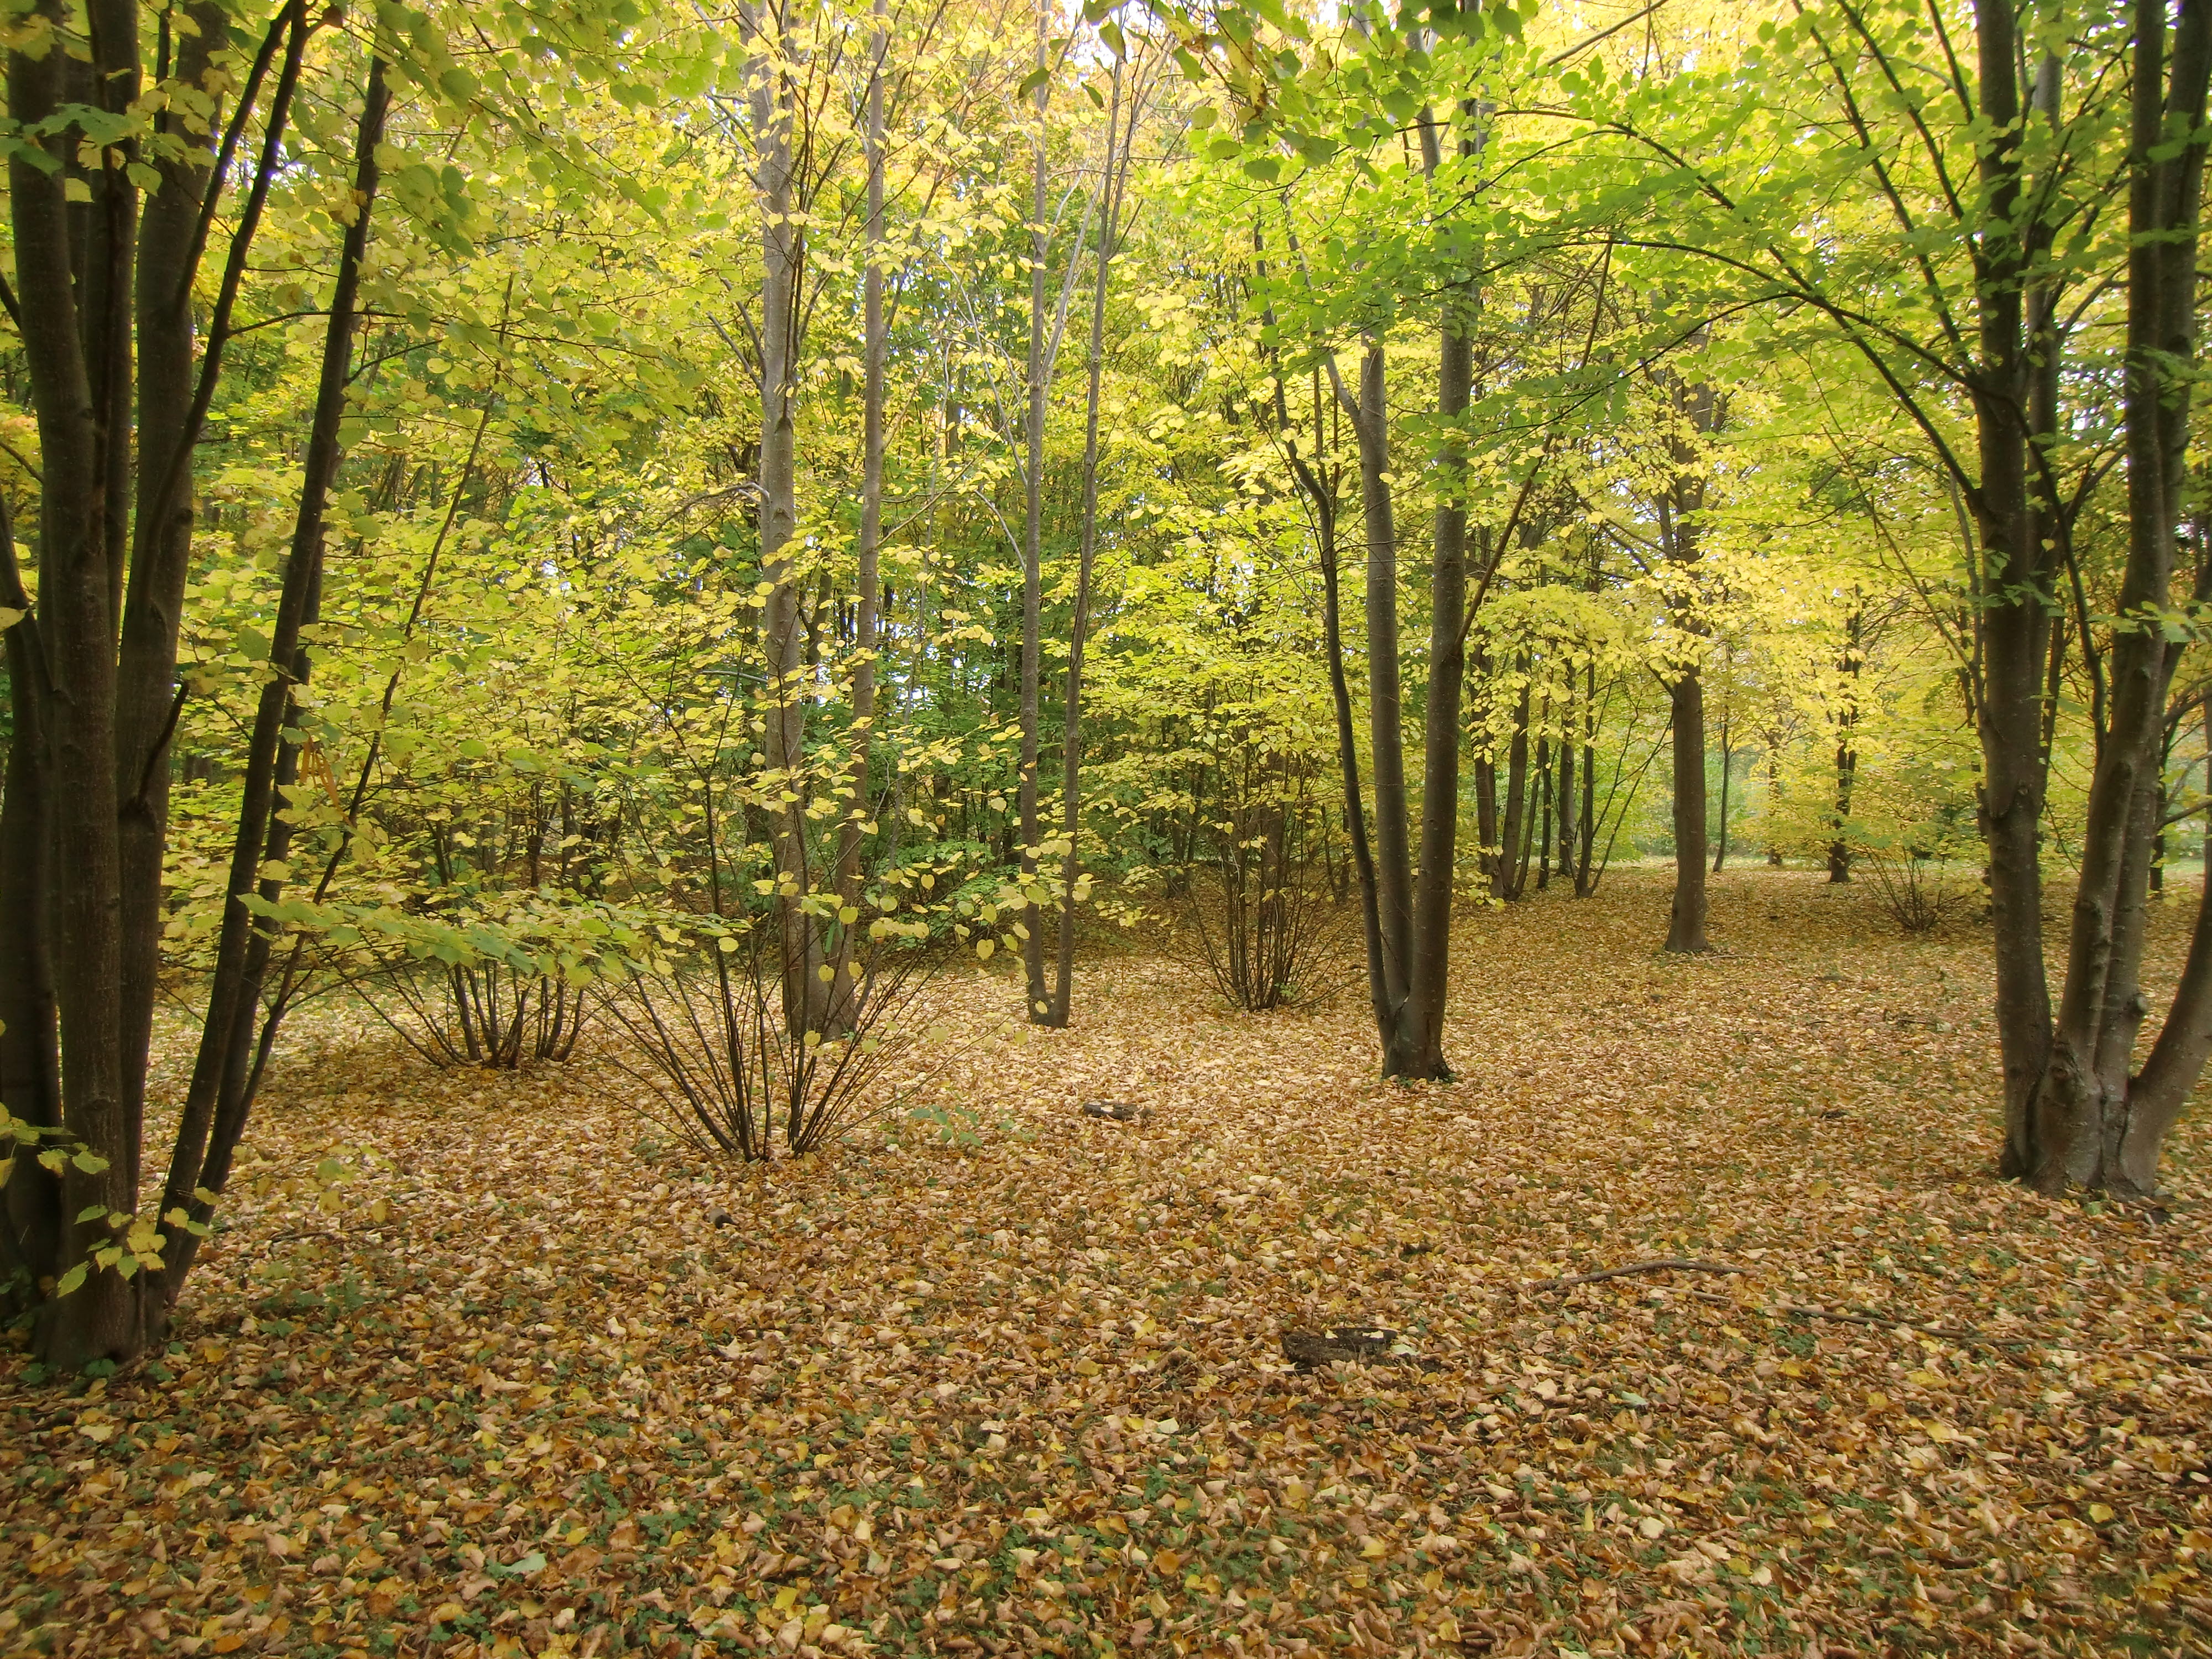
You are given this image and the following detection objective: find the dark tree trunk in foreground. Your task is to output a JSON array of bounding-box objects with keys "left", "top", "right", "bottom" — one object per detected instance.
[
  {"left": 2022, "top": 0, "right": 2212, "bottom": 1193},
  {"left": 0, "top": 0, "right": 352, "bottom": 1367}
]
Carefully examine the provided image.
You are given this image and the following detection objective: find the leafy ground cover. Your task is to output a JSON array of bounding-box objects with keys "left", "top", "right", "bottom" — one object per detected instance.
[{"left": 4, "top": 869, "right": 2209, "bottom": 1659}]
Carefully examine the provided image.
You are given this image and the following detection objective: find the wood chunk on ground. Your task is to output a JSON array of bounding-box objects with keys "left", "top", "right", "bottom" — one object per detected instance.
[
  {"left": 1081, "top": 1099, "right": 1147, "bottom": 1122},
  {"left": 1281, "top": 1326, "right": 1397, "bottom": 1369}
]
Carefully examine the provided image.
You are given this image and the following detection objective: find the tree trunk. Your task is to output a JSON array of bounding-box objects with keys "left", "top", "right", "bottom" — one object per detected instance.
[
  {"left": 155, "top": 51, "right": 391, "bottom": 1316},
  {"left": 1047, "top": 56, "right": 1137, "bottom": 1029},
  {"left": 0, "top": 511, "right": 61, "bottom": 1309},
  {"left": 2026, "top": 0, "right": 2212, "bottom": 1192},
  {"left": 1829, "top": 606, "right": 1862, "bottom": 883},
  {"left": 832, "top": 0, "right": 889, "bottom": 1019},
  {"left": 1712, "top": 712, "right": 1732, "bottom": 874},
  {"left": 745, "top": 0, "right": 825, "bottom": 1044},
  {"left": 1350, "top": 340, "right": 1415, "bottom": 1067},
  {"left": 1277, "top": 359, "right": 1385, "bottom": 1039},
  {"left": 1656, "top": 364, "right": 1718, "bottom": 953},
  {"left": 1475, "top": 752, "right": 1499, "bottom": 885},
  {"left": 1665, "top": 670, "right": 1712, "bottom": 953},
  {"left": 7, "top": 0, "right": 139, "bottom": 1366},
  {"left": 1576, "top": 660, "right": 1598, "bottom": 895},
  {"left": 1535, "top": 734, "right": 1553, "bottom": 891},
  {"left": 115, "top": 1, "right": 231, "bottom": 1159},
  {"left": 1495, "top": 674, "right": 1530, "bottom": 901},
  {"left": 1973, "top": 0, "right": 2060, "bottom": 1179},
  {"left": 1557, "top": 692, "right": 1578, "bottom": 885},
  {"left": 1405, "top": 145, "right": 1472, "bottom": 1076},
  {"left": 1016, "top": 0, "right": 1051, "bottom": 1020}
]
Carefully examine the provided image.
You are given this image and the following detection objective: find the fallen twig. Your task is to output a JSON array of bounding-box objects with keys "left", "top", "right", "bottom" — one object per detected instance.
[
  {"left": 262, "top": 1227, "right": 344, "bottom": 1253},
  {"left": 1677, "top": 1285, "right": 2031, "bottom": 1350},
  {"left": 1523, "top": 1258, "right": 1749, "bottom": 1292}
]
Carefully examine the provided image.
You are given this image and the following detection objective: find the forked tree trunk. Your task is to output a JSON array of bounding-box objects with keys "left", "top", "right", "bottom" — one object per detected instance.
[
  {"left": 2023, "top": 0, "right": 2212, "bottom": 1193},
  {"left": 1308, "top": 105, "right": 1477, "bottom": 1079},
  {"left": 2, "top": 0, "right": 348, "bottom": 1365}
]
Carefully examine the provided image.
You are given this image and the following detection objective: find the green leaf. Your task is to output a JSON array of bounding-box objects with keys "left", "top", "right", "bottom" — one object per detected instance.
[
  {"left": 71, "top": 1147, "right": 111, "bottom": 1173},
  {"left": 54, "top": 1261, "right": 87, "bottom": 1297}
]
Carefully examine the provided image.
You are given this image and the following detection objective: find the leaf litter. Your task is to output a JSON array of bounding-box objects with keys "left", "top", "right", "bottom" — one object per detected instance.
[{"left": 3, "top": 869, "right": 2209, "bottom": 1658}]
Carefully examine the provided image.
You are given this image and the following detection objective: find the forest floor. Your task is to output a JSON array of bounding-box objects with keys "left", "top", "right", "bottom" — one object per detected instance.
[{"left": 5, "top": 867, "right": 2212, "bottom": 1659}]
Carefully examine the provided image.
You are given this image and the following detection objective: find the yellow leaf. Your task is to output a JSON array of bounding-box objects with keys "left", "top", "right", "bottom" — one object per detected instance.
[{"left": 2088, "top": 1503, "right": 2115, "bottom": 1524}]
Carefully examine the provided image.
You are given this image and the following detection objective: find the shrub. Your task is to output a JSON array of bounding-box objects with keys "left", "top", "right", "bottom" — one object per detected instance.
[{"left": 603, "top": 919, "right": 937, "bottom": 1160}]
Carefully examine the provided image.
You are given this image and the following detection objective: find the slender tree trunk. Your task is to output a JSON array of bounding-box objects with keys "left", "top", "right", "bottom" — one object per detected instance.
[
  {"left": 1665, "top": 670, "right": 1712, "bottom": 953},
  {"left": 1016, "top": 0, "right": 1052, "bottom": 1018},
  {"left": 1558, "top": 693, "right": 1578, "bottom": 883},
  {"left": 745, "top": 0, "right": 824, "bottom": 1042},
  {"left": 115, "top": 1, "right": 229, "bottom": 1157},
  {"left": 1047, "top": 58, "right": 1137, "bottom": 1029},
  {"left": 1496, "top": 675, "right": 1530, "bottom": 901},
  {"left": 1712, "top": 712, "right": 1731, "bottom": 874},
  {"left": 1535, "top": 734, "right": 1553, "bottom": 891},
  {"left": 1278, "top": 360, "right": 1385, "bottom": 1039},
  {"left": 1577, "top": 660, "right": 1598, "bottom": 895},
  {"left": 832, "top": 0, "right": 889, "bottom": 1020},
  {"left": 1405, "top": 111, "right": 1473, "bottom": 1075},
  {"left": 1974, "top": 0, "right": 2060, "bottom": 1178},
  {"left": 1829, "top": 607, "right": 1862, "bottom": 883},
  {"left": 1350, "top": 341, "right": 1415, "bottom": 1066},
  {"left": 1475, "top": 752, "right": 1498, "bottom": 885},
  {"left": 155, "top": 53, "right": 390, "bottom": 1313}
]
